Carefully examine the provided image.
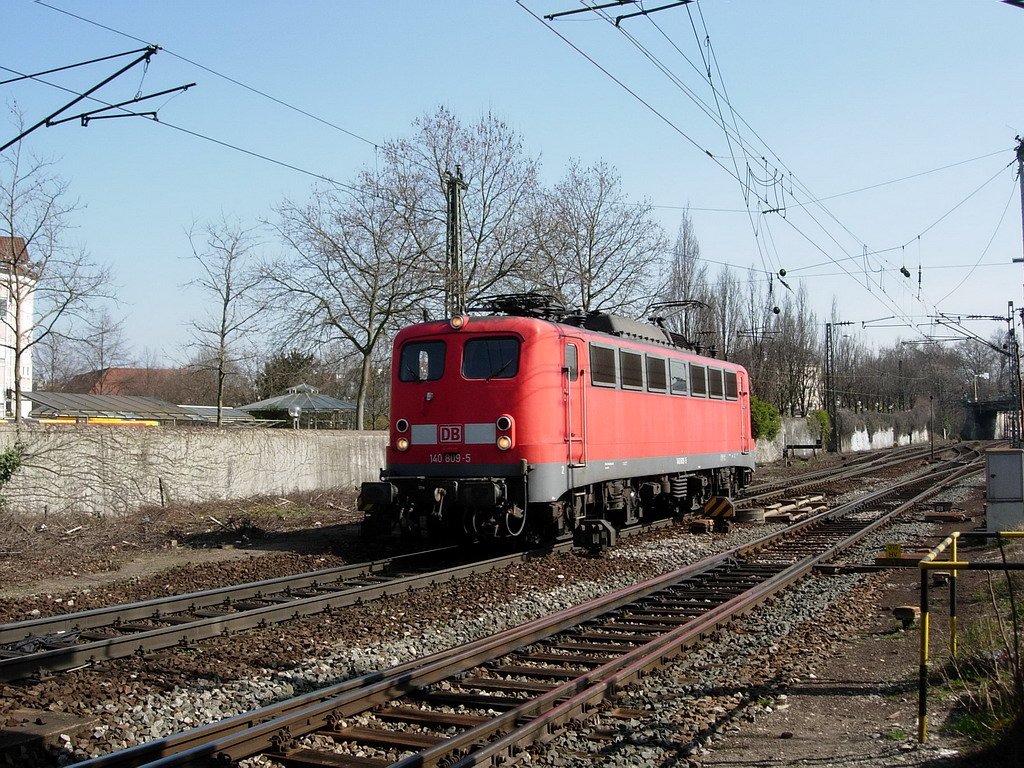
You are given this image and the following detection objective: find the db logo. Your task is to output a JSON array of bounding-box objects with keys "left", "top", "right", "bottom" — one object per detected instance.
[{"left": 439, "top": 424, "right": 463, "bottom": 443}]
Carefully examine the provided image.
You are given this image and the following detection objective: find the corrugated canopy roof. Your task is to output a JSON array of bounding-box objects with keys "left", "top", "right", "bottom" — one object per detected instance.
[
  {"left": 238, "top": 383, "right": 356, "bottom": 413},
  {"left": 178, "top": 405, "right": 256, "bottom": 422},
  {"left": 28, "top": 392, "right": 206, "bottom": 421}
]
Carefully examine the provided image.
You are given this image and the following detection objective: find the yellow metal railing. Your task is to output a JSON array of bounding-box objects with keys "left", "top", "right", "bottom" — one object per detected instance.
[{"left": 916, "top": 530, "right": 1024, "bottom": 742}]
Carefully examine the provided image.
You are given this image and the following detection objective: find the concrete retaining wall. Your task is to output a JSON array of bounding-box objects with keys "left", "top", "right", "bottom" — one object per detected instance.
[
  {"left": 0, "top": 415, "right": 932, "bottom": 517},
  {"left": 752, "top": 417, "right": 928, "bottom": 465},
  {"left": 844, "top": 426, "right": 928, "bottom": 452},
  {"left": 753, "top": 417, "right": 819, "bottom": 465},
  {"left": 0, "top": 426, "right": 387, "bottom": 517}
]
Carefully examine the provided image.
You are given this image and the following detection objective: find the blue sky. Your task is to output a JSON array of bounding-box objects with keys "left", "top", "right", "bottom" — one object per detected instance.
[{"left": 3, "top": 1, "right": 1023, "bottom": 361}]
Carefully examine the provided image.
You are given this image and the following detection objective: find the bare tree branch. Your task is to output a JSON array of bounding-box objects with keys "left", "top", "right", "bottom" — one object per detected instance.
[
  {"left": 1, "top": 107, "right": 115, "bottom": 422},
  {"left": 183, "top": 217, "right": 266, "bottom": 425}
]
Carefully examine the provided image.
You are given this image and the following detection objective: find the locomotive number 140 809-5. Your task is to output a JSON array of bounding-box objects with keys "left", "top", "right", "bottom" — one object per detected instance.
[{"left": 429, "top": 452, "right": 472, "bottom": 464}]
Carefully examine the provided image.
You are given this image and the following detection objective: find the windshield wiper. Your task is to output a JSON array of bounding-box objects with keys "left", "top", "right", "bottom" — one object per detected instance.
[{"left": 486, "top": 358, "right": 515, "bottom": 381}]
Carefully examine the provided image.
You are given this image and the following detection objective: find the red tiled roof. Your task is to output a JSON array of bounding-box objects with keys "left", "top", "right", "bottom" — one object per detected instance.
[
  {"left": 64, "top": 367, "right": 182, "bottom": 396},
  {"left": 0, "top": 236, "right": 29, "bottom": 266}
]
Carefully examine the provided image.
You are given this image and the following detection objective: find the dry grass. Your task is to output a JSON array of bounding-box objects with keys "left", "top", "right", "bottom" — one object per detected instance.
[{"left": 0, "top": 489, "right": 360, "bottom": 585}]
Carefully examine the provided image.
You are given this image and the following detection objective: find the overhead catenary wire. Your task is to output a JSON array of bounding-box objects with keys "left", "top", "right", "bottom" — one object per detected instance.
[
  {"left": 33, "top": 0, "right": 380, "bottom": 151},
  {"left": 532, "top": 1, "right": 1017, "bottom": 346},
  {"left": 674, "top": 12, "right": 1014, "bottom": 336},
  {"left": 799, "top": 149, "right": 1009, "bottom": 205},
  {"left": 17, "top": 0, "right": 1018, "bottom": 347},
  {"left": 516, "top": 2, "right": 744, "bottom": 184},
  {"left": 4, "top": 57, "right": 749, "bottom": 233},
  {"left": 639, "top": 148, "right": 1010, "bottom": 215},
  {"left": 566, "top": 0, "right": 916, "bottom": 325},
  {"left": 0, "top": 62, "right": 364, "bottom": 194},
  {"left": 935, "top": 178, "right": 1018, "bottom": 305},
  {"left": 900, "top": 160, "right": 1015, "bottom": 248},
  {"left": 586, "top": 2, "right": 780, "bottom": 277},
  {"left": 19, "top": 4, "right": 762, "bottom": 236},
  {"left": 0, "top": 45, "right": 161, "bottom": 152},
  {"left": 625, "top": 2, "right": 948, "bottom": 317}
]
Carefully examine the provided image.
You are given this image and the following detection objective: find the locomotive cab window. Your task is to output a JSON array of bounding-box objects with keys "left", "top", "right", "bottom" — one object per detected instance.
[
  {"left": 670, "top": 359, "right": 688, "bottom": 395},
  {"left": 646, "top": 355, "right": 667, "bottom": 392},
  {"left": 725, "top": 370, "right": 739, "bottom": 400},
  {"left": 399, "top": 340, "right": 446, "bottom": 382},
  {"left": 690, "top": 363, "right": 708, "bottom": 397},
  {"left": 619, "top": 350, "right": 644, "bottom": 390},
  {"left": 590, "top": 344, "right": 617, "bottom": 387},
  {"left": 708, "top": 367, "right": 725, "bottom": 399},
  {"left": 463, "top": 337, "right": 520, "bottom": 379}
]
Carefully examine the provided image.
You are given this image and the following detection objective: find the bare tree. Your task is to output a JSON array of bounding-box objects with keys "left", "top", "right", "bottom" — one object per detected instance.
[
  {"left": 270, "top": 168, "right": 425, "bottom": 430},
  {"left": 533, "top": 159, "right": 666, "bottom": 315},
  {"left": 732, "top": 270, "right": 782, "bottom": 403},
  {"left": 184, "top": 219, "right": 265, "bottom": 425},
  {"left": 706, "top": 266, "right": 742, "bottom": 359},
  {"left": 78, "top": 308, "right": 133, "bottom": 373},
  {"left": 33, "top": 329, "right": 79, "bottom": 391},
  {"left": 379, "top": 106, "right": 541, "bottom": 314},
  {"left": 0, "top": 115, "right": 114, "bottom": 422},
  {"left": 657, "top": 210, "right": 711, "bottom": 346},
  {"left": 774, "top": 284, "right": 819, "bottom": 415}
]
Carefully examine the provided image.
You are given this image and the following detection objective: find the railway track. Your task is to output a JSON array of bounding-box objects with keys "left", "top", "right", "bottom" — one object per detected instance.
[
  {"left": 73, "top": 446, "right": 983, "bottom": 768},
  {"left": 0, "top": 443, "right": 958, "bottom": 683},
  {"left": 740, "top": 442, "right": 935, "bottom": 502},
  {"left": 0, "top": 547, "right": 556, "bottom": 682}
]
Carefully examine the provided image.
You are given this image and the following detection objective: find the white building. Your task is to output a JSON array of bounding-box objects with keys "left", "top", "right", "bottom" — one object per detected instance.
[{"left": 0, "top": 236, "right": 35, "bottom": 419}]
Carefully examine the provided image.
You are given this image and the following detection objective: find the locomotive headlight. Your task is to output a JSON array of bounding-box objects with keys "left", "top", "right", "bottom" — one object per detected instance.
[
  {"left": 449, "top": 314, "right": 469, "bottom": 330},
  {"left": 495, "top": 415, "right": 514, "bottom": 450},
  {"left": 396, "top": 437, "right": 410, "bottom": 452}
]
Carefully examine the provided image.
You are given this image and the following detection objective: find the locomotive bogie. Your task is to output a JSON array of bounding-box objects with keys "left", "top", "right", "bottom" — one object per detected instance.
[{"left": 360, "top": 310, "right": 755, "bottom": 546}]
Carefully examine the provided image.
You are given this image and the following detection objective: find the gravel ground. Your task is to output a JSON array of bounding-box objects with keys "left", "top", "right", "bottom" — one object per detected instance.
[
  {"left": 0, "top": 446, "right": 999, "bottom": 768},
  {"left": 0, "top": 490, "right": 367, "bottom": 607},
  {"left": 7, "top": 522, "right": 788, "bottom": 765},
  {"left": 519, "top": 472, "right": 992, "bottom": 768}
]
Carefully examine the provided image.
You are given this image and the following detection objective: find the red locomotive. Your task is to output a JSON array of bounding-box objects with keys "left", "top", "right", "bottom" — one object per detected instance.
[{"left": 360, "top": 295, "right": 755, "bottom": 547}]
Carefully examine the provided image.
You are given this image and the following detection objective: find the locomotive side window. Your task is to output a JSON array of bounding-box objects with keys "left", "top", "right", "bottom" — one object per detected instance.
[
  {"left": 590, "top": 344, "right": 617, "bottom": 387},
  {"left": 399, "top": 341, "right": 446, "bottom": 382},
  {"left": 690, "top": 363, "right": 708, "bottom": 397},
  {"left": 724, "top": 370, "right": 739, "bottom": 400},
  {"left": 646, "top": 355, "right": 667, "bottom": 392},
  {"left": 564, "top": 344, "right": 579, "bottom": 382},
  {"left": 670, "top": 359, "right": 688, "bottom": 395},
  {"left": 463, "top": 337, "right": 520, "bottom": 379},
  {"left": 619, "top": 350, "right": 644, "bottom": 390},
  {"left": 708, "top": 367, "right": 725, "bottom": 399}
]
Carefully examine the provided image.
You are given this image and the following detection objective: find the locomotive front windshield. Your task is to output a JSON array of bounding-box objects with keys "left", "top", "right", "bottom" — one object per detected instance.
[
  {"left": 399, "top": 341, "right": 446, "bottom": 382},
  {"left": 462, "top": 337, "right": 520, "bottom": 379}
]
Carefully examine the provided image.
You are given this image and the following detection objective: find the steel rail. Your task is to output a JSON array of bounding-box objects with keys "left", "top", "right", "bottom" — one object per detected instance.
[
  {"left": 1, "top": 516, "right": 684, "bottom": 682},
  {"left": 0, "top": 544, "right": 567, "bottom": 682},
  {"left": 76, "top": 547, "right": 747, "bottom": 768},
  {"left": 741, "top": 443, "right": 939, "bottom": 502},
  {"left": 451, "top": 454, "right": 986, "bottom": 767},
  {"left": 0, "top": 443, "right": 969, "bottom": 682},
  {"left": 0, "top": 546, "right": 462, "bottom": 644},
  {"left": 73, "top": 448, "right": 983, "bottom": 768}
]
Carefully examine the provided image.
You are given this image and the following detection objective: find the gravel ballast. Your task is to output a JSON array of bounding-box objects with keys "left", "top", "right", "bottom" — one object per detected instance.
[{"left": 0, "top": 451, "right": 987, "bottom": 768}]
